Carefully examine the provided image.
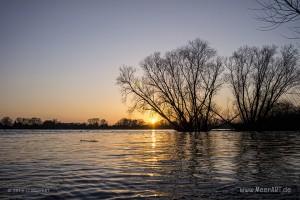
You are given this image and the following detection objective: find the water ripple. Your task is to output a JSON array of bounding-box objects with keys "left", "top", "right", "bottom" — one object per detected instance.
[{"left": 0, "top": 130, "right": 299, "bottom": 199}]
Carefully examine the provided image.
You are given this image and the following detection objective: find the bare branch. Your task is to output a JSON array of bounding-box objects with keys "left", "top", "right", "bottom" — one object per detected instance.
[{"left": 117, "top": 39, "right": 224, "bottom": 131}]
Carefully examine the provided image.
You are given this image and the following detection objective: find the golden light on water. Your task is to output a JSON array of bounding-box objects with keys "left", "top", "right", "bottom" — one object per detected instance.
[{"left": 151, "top": 130, "right": 156, "bottom": 148}]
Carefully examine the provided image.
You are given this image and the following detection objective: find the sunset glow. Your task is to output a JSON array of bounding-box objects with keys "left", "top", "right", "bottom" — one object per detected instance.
[
  {"left": 148, "top": 116, "right": 159, "bottom": 125},
  {"left": 0, "top": 1, "right": 300, "bottom": 199},
  {"left": 0, "top": 0, "right": 291, "bottom": 124}
]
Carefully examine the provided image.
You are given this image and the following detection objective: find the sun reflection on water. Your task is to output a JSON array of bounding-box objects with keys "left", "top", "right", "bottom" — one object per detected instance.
[
  {"left": 0, "top": 130, "right": 299, "bottom": 199},
  {"left": 151, "top": 130, "right": 156, "bottom": 149}
]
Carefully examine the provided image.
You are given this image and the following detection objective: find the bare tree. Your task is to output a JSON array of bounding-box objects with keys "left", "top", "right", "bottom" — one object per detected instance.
[
  {"left": 117, "top": 39, "right": 224, "bottom": 131},
  {"left": 114, "top": 118, "right": 145, "bottom": 128},
  {"left": 226, "top": 44, "right": 300, "bottom": 128},
  {"left": 15, "top": 117, "right": 42, "bottom": 126},
  {"left": 87, "top": 118, "right": 100, "bottom": 126},
  {"left": 0, "top": 116, "right": 13, "bottom": 127},
  {"left": 256, "top": 0, "right": 300, "bottom": 38},
  {"left": 99, "top": 119, "right": 108, "bottom": 127}
]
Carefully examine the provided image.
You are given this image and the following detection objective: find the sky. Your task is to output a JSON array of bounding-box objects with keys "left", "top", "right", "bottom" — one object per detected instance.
[{"left": 0, "top": 0, "right": 294, "bottom": 123}]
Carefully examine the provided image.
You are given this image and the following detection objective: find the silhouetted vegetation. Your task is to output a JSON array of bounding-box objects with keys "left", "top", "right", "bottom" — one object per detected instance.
[
  {"left": 1, "top": 42, "right": 299, "bottom": 132},
  {"left": 0, "top": 117, "right": 172, "bottom": 129},
  {"left": 117, "top": 39, "right": 224, "bottom": 131},
  {"left": 255, "top": 0, "right": 300, "bottom": 38},
  {"left": 113, "top": 118, "right": 145, "bottom": 129},
  {"left": 226, "top": 45, "right": 300, "bottom": 130},
  {"left": 118, "top": 39, "right": 300, "bottom": 131},
  {"left": 87, "top": 118, "right": 108, "bottom": 128},
  {"left": 0, "top": 117, "right": 13, "bottom": 127},
  {"left": 233, "top": 101, "right": 300, "bottom": 130}
]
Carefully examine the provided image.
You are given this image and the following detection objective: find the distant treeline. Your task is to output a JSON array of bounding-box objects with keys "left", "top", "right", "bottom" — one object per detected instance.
[
  {"left": 0, "top": 117, "right": 172, "bottom": 129},
  {"left": 1, "top": 102, "right": 300, "bottom": 130}
]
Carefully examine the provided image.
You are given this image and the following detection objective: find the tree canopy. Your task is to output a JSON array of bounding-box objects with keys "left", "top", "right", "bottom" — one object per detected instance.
[
  {"left": 117, "top": 39, "right": 224, "bottom": 131},
  {"left": 118, "top": 39, "right": 300, "bottom": 131},
  {"left": 226, "top": 45, "right": 300, "bottom": 128}
]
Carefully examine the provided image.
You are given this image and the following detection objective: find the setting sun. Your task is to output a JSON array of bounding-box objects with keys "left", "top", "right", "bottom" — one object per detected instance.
[
  {"left": 1, "top": 1, "right": 300, "bottom": 199},
  {"left": 149, "top": 117, "right": 158, "bottom": 125}
]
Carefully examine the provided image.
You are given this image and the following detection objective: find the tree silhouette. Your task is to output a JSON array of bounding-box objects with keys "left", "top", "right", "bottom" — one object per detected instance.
[
  {"left": 226, "top": 44, "right": 300, "bottom": 128},
  {"left": 117, "top": 39, "right": 224, "bottom": 131},
  {"left": 256, "top": 0, "right": 300, "bottom": 38},
  {"left": 99, "top": 119, "right": 108, "bottom": 128},
  {"left": 88, "top": 118, "right": 100, "bottom": 127},
  {"left": 114, "top": 118, "right": 145, "bottom": 128},
  {"left": 0, "top": 116, "right": 13, "bottom": 127}
]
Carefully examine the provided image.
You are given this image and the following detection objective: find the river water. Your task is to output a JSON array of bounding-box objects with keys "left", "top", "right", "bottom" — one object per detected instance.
[{"left": 0, "top": 130, "right": 299, "bottom": 199}]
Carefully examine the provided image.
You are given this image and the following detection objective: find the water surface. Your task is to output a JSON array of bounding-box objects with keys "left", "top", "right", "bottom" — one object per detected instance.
[{"left": 0, "top": 130, "right": 299, "bottom": 199}]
